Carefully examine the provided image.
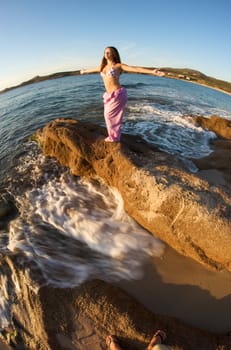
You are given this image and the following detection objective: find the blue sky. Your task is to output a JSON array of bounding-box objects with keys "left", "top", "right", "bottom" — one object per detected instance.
[{"left": 1, "top": 0, "right": 231, "bottom": 90}]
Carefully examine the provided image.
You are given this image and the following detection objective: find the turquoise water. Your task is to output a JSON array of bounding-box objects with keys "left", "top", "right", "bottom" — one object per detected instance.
[{"left": 0, "top": 75, "right": 231, "bottom": 331}]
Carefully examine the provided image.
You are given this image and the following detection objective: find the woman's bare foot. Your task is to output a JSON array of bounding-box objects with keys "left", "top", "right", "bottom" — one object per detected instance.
[
  {"left": 104, "top": 137, "right": 113, "bottom": 142},
  {"left": 106, "top": 335, "right": 123, "bottom": 350},
  {"left": 147, "top": 330, "right": 167, "bottom": 350},
  {"left": 104, "top": 137, "right": 120, "bottom": 142}
]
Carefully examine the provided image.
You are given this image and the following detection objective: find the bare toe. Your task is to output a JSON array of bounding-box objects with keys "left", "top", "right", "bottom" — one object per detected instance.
[
  {"left": 106, "top": 335, "right": 123, "bottom": 350},
  {"left": 147, "top": 330, "right": 167, "bottom": 349}
]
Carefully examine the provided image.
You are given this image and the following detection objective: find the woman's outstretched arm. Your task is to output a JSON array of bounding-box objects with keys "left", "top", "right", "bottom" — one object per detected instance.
[
  {"left": 80, "top": 66, "right": 100, "bottom": 74},
  {"left": 121, "top": 63, "right": 165, "bottom": 77}
]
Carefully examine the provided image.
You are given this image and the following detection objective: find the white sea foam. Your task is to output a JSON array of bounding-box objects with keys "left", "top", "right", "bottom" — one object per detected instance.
[
  {"left": 125, "top": 102, "right": 216, "bottom": 158},
  {"left": 8, "top": 172, "right": 164, "bottom": 288}
]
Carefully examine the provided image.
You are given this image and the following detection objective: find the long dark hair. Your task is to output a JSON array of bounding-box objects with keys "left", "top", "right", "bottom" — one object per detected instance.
[{"left": 100, "top": 46, "right": 121, "bottom": 71}]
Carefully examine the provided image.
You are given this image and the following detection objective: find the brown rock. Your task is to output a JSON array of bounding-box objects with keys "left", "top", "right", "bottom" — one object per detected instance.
[
  {"left": 193, "top": 115, "right": 231, "bottom": 185},
  {"left": 34, "top": 118, "right": 231, "bottom": 272},
  {"left": 1, "top": 255, "right": 230, "bottom": 350},
  {"left": 194, "top": 115, "right": 231, "bottom": 139}
]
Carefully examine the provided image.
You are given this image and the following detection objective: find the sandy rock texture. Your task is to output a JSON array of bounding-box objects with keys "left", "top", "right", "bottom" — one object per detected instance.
[
  {"left": 34, "top": 118, "right": 231, "bottom": 272},
  {"left": 1, "top": 255, "right": 230, "bottom": 350},
  {"left": 193, "top": 115, "right": 231, "bottom": 185}
]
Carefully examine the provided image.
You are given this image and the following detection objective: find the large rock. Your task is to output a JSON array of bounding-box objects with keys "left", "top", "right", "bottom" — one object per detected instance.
[
  {"left": 1, "top": 255, "right": 230, "bottom": 350},
  {"left": 194, "top": 115, "right": 231, "bottom": 184},
  {"left": 34, "top": 118, "right": 231, "bottom": 272},
  {"left": 194, "top": 115, "right": 231, "bottom": 140}
]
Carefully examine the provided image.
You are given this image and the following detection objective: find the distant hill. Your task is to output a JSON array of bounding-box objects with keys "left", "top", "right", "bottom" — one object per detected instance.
[
  {"left": 0, "top": 71, "right": 81, "bottom": 95},
  {"left": 161, "top": 68, "right": 231, "bottom": 95},
  {"left": 1, "top": 68, "right": 231, "bottom": 95}
]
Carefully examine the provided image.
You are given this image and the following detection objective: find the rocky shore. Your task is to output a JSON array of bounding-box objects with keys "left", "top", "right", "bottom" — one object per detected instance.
[
  {"left": 193, "top": 115, "right": 231, "bottom": 185},
  {"left": 1, "top": 254, "right": 230, "bottom": 350},
  {"left": 34, "top": 117, "right": 231, "bottom": 272},
  {"left": 1, "top": 115, "right": 231, "bottom": 349}
]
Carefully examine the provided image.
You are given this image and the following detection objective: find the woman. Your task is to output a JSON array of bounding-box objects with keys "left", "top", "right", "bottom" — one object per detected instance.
[{"left": 80, "top": 46, "right": 165, "bottom": 142}]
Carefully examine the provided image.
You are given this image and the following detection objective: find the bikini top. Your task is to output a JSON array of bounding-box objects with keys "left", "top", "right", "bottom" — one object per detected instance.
[{"left": 100, "top": 66, "right": 120, "bottom": 78}]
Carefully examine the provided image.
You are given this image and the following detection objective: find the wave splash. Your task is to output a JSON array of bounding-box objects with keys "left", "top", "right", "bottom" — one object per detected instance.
[
  {"left": 7, "top": 152, "right": 164, "bottom": 288},
  {"left": 124, "top": 103, "right": 216, "bottom": 158}
]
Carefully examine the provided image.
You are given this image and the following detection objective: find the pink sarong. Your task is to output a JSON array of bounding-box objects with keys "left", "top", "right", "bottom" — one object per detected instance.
[{"left": 103, "top": 87, "right": 127, "bottom": 142}]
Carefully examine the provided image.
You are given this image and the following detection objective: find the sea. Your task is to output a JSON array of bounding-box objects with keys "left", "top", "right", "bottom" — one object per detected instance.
[{"left": 1, "top": 74, "right": 231, "bottom": 332}]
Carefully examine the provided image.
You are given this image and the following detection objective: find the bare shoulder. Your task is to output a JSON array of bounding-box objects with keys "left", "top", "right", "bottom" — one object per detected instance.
[
  {"left": 113, "top": 63, "right": 123, "bottom": 74},
  {"left": 120, "top": 63, "right": 137, "bottom": 73},
  {"left": 114, "top": 63, "right": 122, "bottom": 69},
  {"left": 120, "top": 63, "right": 129, "bottom": 70}
]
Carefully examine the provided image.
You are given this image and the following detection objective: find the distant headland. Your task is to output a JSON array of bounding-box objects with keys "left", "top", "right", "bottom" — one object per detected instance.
[{"left": 1, "top": 68, "right": 231, "bottom": 95}]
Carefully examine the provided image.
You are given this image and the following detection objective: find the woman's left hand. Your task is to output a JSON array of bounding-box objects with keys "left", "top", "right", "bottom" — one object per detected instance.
[{"left": 153, "top": 69, "right": 165, "bottom": 77}]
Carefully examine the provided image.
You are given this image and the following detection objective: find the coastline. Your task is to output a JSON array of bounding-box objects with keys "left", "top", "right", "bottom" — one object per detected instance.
[
  {"left": 1, "top": 68, "right": 231, "bottom": 96},
  {"left": 181, "top": 78, "right": 231, "bottom": 97}
]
